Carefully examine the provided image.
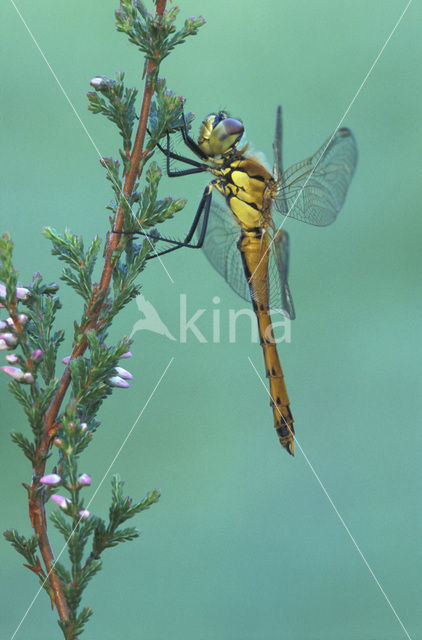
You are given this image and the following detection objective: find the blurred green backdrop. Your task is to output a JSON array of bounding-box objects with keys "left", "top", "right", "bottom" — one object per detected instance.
[{"left": 1, "top": 1, "right": 421, "bottom": 638}]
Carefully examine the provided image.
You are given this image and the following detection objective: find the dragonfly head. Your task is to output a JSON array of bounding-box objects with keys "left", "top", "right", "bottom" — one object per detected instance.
[{"left": 198, "top": 111, "right": 244, "bottom": 157}]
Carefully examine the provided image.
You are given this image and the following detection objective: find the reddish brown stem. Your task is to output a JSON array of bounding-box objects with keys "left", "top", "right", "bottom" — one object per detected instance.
[{"left": 27, "top": 0, "right": 167, "bottom": 627}]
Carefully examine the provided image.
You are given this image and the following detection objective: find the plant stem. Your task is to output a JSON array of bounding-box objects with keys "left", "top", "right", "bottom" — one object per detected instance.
[{"left": 27, "top": 0, "right": 167, "bottom": 626}]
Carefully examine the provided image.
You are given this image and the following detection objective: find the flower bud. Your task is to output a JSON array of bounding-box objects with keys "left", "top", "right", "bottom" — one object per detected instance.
[
  {"left": 18, "top": 313, "right": 28, "bottom": 325},
  {"left": 6, "top": 317, "right": 14, "bottom": 328},
  {"left": 61, "top": 355, "right": 71, "bottom": 364},
  {"left": 23, "top": 372, "right": 34, "bottom": 384},
  {"left": 51, "top": 494, "right": 70, "bottom": 510},
  {"left": 78, "top": 509, "right": 90, "bottom": 520},
  {"left": 0, "top": 284, "right": 30, "bottom": 301},
  {"left": 5, "top": 354, "right": 19, "bottom": 364},
  {"left": 114, "top": 366, "right": 133, "bottom": 380},
  {"left": 31, "top": 349, "right": 43, "bottom": 363},
  {"left": 40, "top": 474, "right": 61, "bottom": 486},
  {"left": 54, "top": 438, "right": 63, "bottom": 448},
  {"left": 109, "top": 375, "right": 130, "bottom": 388},
  {"left": 0, "top": 333, "right": 18, "bottom": 346},
  {"left": 1, "top": 366, "right": 24, "bottom": 381},
  {"left": 0, "top": 320, "right": 7, "bottom": 330},
  {"left": 0, "top": 339, "right": 8, "bottom": 351},
  {"left": 78, "top": 473, "right": 91, "bottom": 486},
  {"left": 90, "top": 76, "right": 106, "bottom": 90},
  {"left": 80, "top": 422, "right": 88, "bottom": 432},
  {"left": 120, "top": 351, "right": 132, "bottom": 359},
  {"left": 16, "top": 287, "right": 30, "bottom": 300}
]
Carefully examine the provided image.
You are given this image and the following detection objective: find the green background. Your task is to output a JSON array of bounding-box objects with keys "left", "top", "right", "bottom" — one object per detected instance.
[{"left": 1, "top": 1, "right": 421, "bottom": 638}]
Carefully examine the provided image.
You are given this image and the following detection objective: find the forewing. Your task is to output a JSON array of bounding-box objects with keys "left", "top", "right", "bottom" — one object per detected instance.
[
  {"left": 196, "top": 197, "right": 251, "bottom": 304},
  {"left": 272, "top": 106, "right": 283, "bottom": 181},
  {"left": 273, "top": 106, "right": 289, "bottom": 216},
  {"left": 267, "top": 229, "right": 295, "bottom": 319},
  {"left": 275, "top": 128, "right": 357, "bottom": 226}
]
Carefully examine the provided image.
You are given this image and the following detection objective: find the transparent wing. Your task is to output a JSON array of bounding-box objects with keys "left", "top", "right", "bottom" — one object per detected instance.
[
  {"left": 273, "top": 106, "right": 289, "bottom": 216},
  {"left": 272, "top": 106, "right": 284, "bottom": 181},
  {"left": 196, "top": 197, "right": 295, "bottom": 318},
  {"left": 196, "top": 198, "right": 251, "bottom": 304},
  {"left": 267, "top": 229, "right": 295, "bottom": 320},
  {"left": 275, "top": 128, "right": 357, "bottom": 226}
]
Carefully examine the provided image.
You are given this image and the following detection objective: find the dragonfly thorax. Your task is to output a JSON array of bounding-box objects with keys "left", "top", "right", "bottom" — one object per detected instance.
[{"left": 213, "top": 155, "right": 276, "bottom": 231}]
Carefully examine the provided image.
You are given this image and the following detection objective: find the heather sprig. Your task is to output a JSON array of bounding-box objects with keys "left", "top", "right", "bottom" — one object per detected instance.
[
  {"left": 115, "top": 0, "right": 205, "bottom": 84},
  {"left": 2, "top": 1, "right": 205, "bottom": 638}
]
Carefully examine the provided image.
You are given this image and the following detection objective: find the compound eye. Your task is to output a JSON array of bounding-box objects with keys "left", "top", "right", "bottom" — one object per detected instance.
[
  {"left": 220, "top": 118, "right": 244, "bottom": 138},
  {"left": 198, "top": 113, "right": 244, "bottom": 156},
  {"left": 208, "top": 117, "right": 244, "bottom": 155}
]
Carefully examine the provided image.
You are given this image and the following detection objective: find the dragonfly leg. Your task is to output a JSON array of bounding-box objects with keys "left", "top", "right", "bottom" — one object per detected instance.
[
  {"left": 144, "top": 184, "right": 212, "bottom": 259},
  {"left": 179, "top": 110, "right": 209, "bottom": 159},
  {"left": 162, "top": 131, "right": 208, "bottom": 177}
]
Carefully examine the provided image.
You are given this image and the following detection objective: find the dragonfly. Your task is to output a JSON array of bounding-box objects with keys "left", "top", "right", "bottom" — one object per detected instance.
[{"left": 130, "top": 107, "right": 357, "bottom": 455}]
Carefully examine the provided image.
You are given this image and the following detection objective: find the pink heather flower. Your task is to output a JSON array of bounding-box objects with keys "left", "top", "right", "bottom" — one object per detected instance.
[
  {"left": 5, "top": 354, "right": 19, "bottom": 364},
  {"left": 0, "top": 339, "right": 8, "bottom": 351},
  {"left": 80, "top": 422, "right": 88, "bottom": 432},
  {"left": 40, "top": 474, "right": 61, "bottom": 486},
  {"left": 1, "top": 366, "right": 24, "bottom": 381},
  {"left": 51, "top": 494, "right": 68, "bottom": 508},
  {"left": 51, "top": 494, "right": 70, "bottom": 510},
  {"left": 90, "top": 76, "right": 106, "bottom": 89},
  {"left": 16, "top": 287, "right": 30, "bottom": 300},
  {"left": 0, "top": 333, "right": 18, "bottom": 346},
  {"left": 17, "top": 313, "right": 28, "bottom": 325},
  {"left": 0, "top": 320, "right": 7, "bottom": 330},
  {"left": 31, "top": 349, "right": 43, "bottom": 363},
  {"left": 109, "top": 375, "right": 130, "bottom": 388},
  {"left": 78, "top": 509, "right": 90, "bottom": 520},
  {"left": 6, "top": 318, "right": 14, "bottom": 327},
  {"left": 61, "top": 355, "right": 71, "bottom": 364},
  {"left": 120, "top": 351, "right": 132, "bottom": 359},
  {"left": 114, "top": 366, "right": 133, "bottom": 380},
  {"left": 23, "top": 372, "right": 34, "bottom": 384},
  {"left": 78, "top": 473, "right": 91, "bottom": 486},
  {"left": 0, "top": 285, "right": 30, "bottom": 301}
]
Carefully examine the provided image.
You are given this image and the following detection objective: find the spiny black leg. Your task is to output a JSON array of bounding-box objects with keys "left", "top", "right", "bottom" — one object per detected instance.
[
  {"left": 148, "top": 119, "right": 208, "bottom": 173},
  {"left": 111, "top": 182, "right": 212, "bottom": 242},
  {"left": 133, "top": 233, "right": 187, "bottom": 248},
  {"left": 193, "top": 187, "right": 211, "bottom": 247},
  {"left": 155, "top": 136, "right": 206, "bottom": 169},
  {"left": 180, "top": 111, "right": 208, "bottom": 159},
  {"left": 163, "top": 132, "right": 208, "bottom": 177},
  {"left": 145, "top": 185, "right": 212, "bottom": 259}
]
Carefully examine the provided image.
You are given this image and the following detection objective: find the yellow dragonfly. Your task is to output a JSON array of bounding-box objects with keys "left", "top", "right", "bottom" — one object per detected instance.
[{"left": 138, "top": 107, "right": 357, "bottom": 455}]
